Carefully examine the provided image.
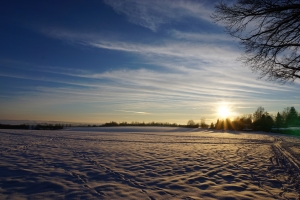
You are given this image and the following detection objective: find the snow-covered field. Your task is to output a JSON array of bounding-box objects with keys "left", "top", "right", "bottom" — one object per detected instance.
[{"left": 1, "top": 127, "right": 300, "bottom": 200}]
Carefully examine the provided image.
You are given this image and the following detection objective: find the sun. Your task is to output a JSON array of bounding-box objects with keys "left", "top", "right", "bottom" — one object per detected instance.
[{"left": 217, "top": 105, "right": 231, "bottom": 118}]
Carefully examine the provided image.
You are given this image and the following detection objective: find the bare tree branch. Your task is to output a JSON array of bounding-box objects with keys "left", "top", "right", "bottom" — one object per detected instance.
[{"left": 212, "top": 0, "right": 300, "bottom": 83}]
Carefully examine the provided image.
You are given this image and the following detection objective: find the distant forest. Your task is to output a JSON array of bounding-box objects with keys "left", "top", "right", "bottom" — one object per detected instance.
[
  {"left": 0, "top": 124, "right": 64, "bottom": 130},
  {"left": 211, "top": 106, "right": 300, "bottom": 135},
  {"left": 100, "top": 121, "right": 199, "bottom": 128},
  {"left": 1, "top": 106, "right": 299, "bottom": 135}
]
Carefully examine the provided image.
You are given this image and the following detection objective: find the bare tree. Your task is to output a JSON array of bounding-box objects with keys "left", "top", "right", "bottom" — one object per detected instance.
[
  {"left": 187, "top": 120, "right": 196, "bottom": 126},
  {"left": 200, "top": 117, "right": 206, "bottom": 128},
  {"left": 253, "top": 106, "right": 266, "bottom": 121},
  {"left": 212, "top": 0, "right": 300, "bottom": 83}
]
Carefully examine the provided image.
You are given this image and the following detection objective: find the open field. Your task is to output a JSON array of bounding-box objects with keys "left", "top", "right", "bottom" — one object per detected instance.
[{"left": 1, "top": 127, "right": 300, "bottom": 200}]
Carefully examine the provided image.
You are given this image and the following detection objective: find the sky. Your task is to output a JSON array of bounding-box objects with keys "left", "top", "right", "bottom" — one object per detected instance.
[{"left": 0, "top": 0, "right": 300, "bottom": 125}]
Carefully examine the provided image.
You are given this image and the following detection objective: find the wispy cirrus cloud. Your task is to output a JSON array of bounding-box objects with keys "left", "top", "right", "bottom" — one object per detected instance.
[
  {"left": 41, "top": 28, "right": 239, "bottom": 64},
  {"left": 35, "top": 28, "right": 300, "bottom": 95},
  {"left": 115, "top": 110, "right": 150, "bottom": 114},
  {"left": 88, "top": 40, "right": 238, "bottom": 62},
  {"left": 2, "top": 60, "right": 300, "bottom": 123},
  {"left": 6, "top": 25, "right": 300, "bottom": 97},
  {"left": 103, "top": 0, "right": 214, "bottom": 31},
  {"left": 1, "top": 62, "right": 297, "bottom": 105}
]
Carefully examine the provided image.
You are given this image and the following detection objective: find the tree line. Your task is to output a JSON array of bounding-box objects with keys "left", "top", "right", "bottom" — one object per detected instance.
[
  {"left": 212, "top": 106, "right": 300, "bottom": 134},
  {"left": 0, "top": 123, "right": 64, "bottom": 130},
  {"left": 101, "top": 121, "right": 198, "bottom": 128}
]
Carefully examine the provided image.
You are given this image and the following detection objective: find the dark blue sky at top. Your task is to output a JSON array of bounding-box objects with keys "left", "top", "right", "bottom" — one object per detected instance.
[
  {"left": 1, "top": 0, "right": 139, "bottom": 70},
  {"left": 1, "top": 0, "right": 299, "bottom": 123},
  {"left": 0, "top": 0, "right": 222, "bottom": 70},
  {"left": 0, "top": 0, "right": 145, "bottom": 98}
]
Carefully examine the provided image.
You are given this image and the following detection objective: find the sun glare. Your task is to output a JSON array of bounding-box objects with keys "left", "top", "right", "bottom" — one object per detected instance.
[{"left": 218, "top": 106, "right": 230, "bottom": 118}]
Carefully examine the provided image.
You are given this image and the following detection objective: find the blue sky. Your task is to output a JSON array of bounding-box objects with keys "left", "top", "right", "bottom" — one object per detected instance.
[{"left": 1, "top": 0, "right": 300, "bottom": 124}]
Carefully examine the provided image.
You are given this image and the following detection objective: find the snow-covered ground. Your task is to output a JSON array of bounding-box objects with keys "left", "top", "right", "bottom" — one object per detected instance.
[{"left": 1, "top": 128, "right": 300, "bottom": 199}]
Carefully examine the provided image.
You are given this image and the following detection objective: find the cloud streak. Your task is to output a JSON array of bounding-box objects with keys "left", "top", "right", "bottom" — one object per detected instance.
[
  {"left": 41, "top": 28, "right": 239, "bottom": 65},
  {"left": 1, "top": 63, "right": 298, "bottom": 108},
  {"left": 115, "top": 110, "right": 150, "bottom": 115},
  {"left": 103, "top": 0, "right": 213, "bottom": 31}
]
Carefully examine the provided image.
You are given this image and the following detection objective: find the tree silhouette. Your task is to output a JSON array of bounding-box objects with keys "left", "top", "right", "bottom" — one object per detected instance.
[
  {"left": 253, "top": 106, "right": 266, "bottom": 121},
  {"left": 215, "top": 119, "right": 220, "bottom": 129},
  {"left": 286, "top": 107, "right": 299, "bottom": 127},
  {"left": 187, "top": 120, "right": 196, "bottom": 126},
  {"left": 200, "top": 117, "right": 208, "bottom": 128},
  {"left": 213, "top": 0, "right": 300, "bottom": 82},
  {"left": 253, "top": 114, "right": 274, "bottom": 132},
  {"left": 275, "top": 112, "right": 284, "bottom": 128}
]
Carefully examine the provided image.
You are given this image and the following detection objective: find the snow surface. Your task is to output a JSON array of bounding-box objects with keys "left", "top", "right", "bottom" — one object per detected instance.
[{"left": 1, "top": 128, "right": 300, "bottom": 199}]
